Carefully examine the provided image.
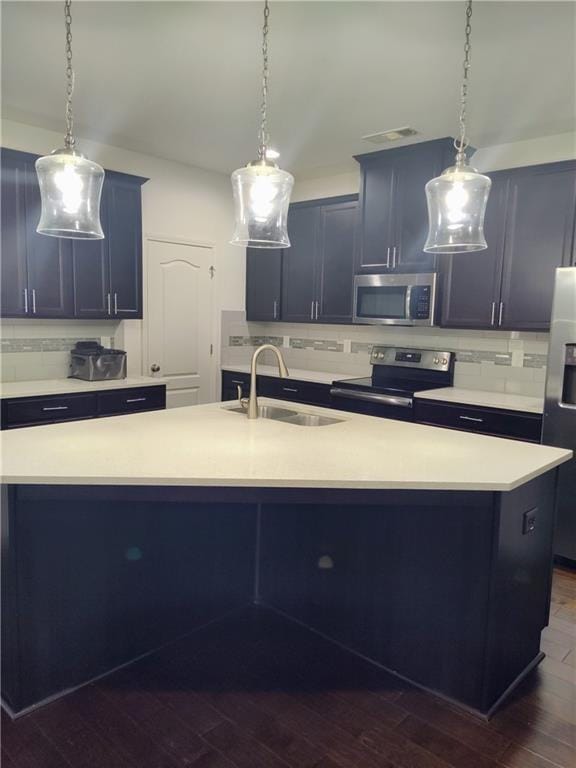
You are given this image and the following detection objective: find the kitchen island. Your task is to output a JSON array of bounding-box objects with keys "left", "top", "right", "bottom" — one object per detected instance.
[{"left": 1, "top": 400, "right": 571, "bottom": 718}]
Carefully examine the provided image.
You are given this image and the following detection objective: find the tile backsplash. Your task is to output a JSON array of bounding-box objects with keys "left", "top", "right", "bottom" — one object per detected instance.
[
  {"left": 221, "top": 311, "right": 549, "bottom": 399},
  {"left": 1, "top": 320, "right": 119, "bottom": 382}
]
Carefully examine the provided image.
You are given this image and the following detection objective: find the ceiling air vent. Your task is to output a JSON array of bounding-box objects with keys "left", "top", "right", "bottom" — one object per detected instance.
[{"left": 362, "top": 127, "right": 419, "bottom": 145}]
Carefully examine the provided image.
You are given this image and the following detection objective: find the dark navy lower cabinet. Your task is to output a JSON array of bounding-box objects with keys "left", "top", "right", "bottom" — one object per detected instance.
[
  {"left": 221, "top": 370, "right": 332, "bottom": 409},
  {"left": 1, "top": 385, "right": 166, "bottom": 430},
  {"left": 1, "top": 147, "right": 147, "bottom": 320},
  {"left": 414, "top": 398, "right": 543, "bottom": 443}
]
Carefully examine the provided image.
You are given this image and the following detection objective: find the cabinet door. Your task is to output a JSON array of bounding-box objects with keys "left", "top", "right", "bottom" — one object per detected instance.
[
  {"left": 317, "top": 201, "right": 357, "bottom": 323},
  {"left": 1, "top": 149, "right": 29, "bottom": 316},
  {"left": 107, "top": 177, "right": 143, "bottom": 318},
  {"left": 23, "top": 162, "right": 74, "bottom": 318},
  {"left": 281, "top": 205, "right": 318, "bottom": 322},
  {"left": 246, "top": 247, "right": 282, "bottom": 321},
  {"left": 355, "top": 160, "right": 395, "bottom": 273},
  {"left": 499, "top": 162, "right": 576, "bottom": 330},
  {"left": 72, "top": 185, "right": 111, "bottom": 318},
  {"left": 440, "top": 174, "right": 508, "bottom": 329},
  {"left": 393, "top": 150, "right": 441, "bottom": 272}
]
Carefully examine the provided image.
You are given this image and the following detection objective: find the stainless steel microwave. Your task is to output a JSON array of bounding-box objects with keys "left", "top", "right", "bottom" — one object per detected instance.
[{"left": 353, "top": 273, "right": 437, "bottom": 326}]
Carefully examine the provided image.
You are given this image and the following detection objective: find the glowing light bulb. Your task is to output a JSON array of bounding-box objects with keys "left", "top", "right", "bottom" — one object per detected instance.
[
  {"left": 249, "top": 173, "right": 279, "bottom": 222},
  {"left": 445, "top": 181, "right": 469, "bottom": 226},
  {"left": 53, "top": 162, "right": 84, "bottom": 214}
]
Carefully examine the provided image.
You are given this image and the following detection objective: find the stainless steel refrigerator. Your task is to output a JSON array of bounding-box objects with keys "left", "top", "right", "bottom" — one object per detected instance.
[{"left": 543, "top": 267, "right": 576, "bottom": 565}]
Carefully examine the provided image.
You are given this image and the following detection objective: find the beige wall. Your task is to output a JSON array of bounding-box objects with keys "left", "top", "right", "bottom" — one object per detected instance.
[
  {"left": 1, "top": 119, "right": 244, "bottom": 384},
  {"left": 291, "top": 131, "right": 576, "bottom": 202}
]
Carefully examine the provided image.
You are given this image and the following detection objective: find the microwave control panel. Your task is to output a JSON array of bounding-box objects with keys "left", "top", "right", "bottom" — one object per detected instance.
[{"left": 409, "top": 285, "right": 432, "bottom": 319}]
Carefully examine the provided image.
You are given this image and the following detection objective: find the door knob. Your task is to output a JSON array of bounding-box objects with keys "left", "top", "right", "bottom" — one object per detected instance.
[{"left": 150, "top": 364, "right": 160, "bottom": 373}]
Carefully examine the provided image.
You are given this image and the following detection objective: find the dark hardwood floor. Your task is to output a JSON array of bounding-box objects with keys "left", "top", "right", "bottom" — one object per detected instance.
[{"left": 3, "top": 567, "right": 575, "bottom": 768}]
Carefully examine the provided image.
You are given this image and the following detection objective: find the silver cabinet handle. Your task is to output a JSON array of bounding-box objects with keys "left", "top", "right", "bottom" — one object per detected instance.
[
  {"left": 315, "top": 300, "right": 319, "bottom": 320},
  {"left": 126, "top": 397, "right": 146, "bottom": 403},
  {"left": 490, "top": 302, "right": 496, "bottom": 326},
  {"left": 310, "top": 301, "right": 315, "bottom": 320},
  {"left": 42, "top": 405, "right": 69, "bottom": 412},
  {"left": 282, "top": 387, "right": 299, "bottom": 393},
  {"left": 459, "top": 415, "right": 484, "bottom": 423},
  {"left": 392, "top": 246, "right": 397, "bottom": 269},
  {"left": 273, "top": 299, "right": 278, "bottom": 320},
  {"left": 386, "top": 247, "right": 390, "bottom": 269},
  {"left": 107, "top": 293, "right": 111, "bottom": 315},
  {"left": 23, "top": 288, "right": 29, "bottom": 314},
  {"left": 231, "top": 379, "right": 245, "bottom": 385},
  {"left": 114, "top": 293, "right": 118, "bottom": 315},
  {"left": 31, "top": 288, "right": 37, "bottom": 314},
  {"left": 330, "top": 387, "right": 413, "bottom": 408},
  {"left": 498, "top": 301, "right": 504, "bottom": 326}
]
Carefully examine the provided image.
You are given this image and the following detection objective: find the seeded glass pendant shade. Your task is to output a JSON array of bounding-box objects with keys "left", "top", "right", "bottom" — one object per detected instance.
[
  {"left": 424, "top": 0, "right": 490, "bottom": 254},
  {"left": 36, "top": 0, "right": 105, "bottom": 240},
  {"left": 231, "top": 160, "right": 294, "bottom": 248},
  {"left": 231, "top": 0, "right": 293, "bottom": 248},
  {"left": 36, "top": 149, "right": 104, "bottom": 239},
  {"left": 424, "top": 161, "right": 491, "bottom": 253}
]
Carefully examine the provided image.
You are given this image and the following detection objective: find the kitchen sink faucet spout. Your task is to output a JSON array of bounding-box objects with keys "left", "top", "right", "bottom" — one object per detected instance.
[{"left": 243, "top": 344, "right": 289, "bottom": 419}]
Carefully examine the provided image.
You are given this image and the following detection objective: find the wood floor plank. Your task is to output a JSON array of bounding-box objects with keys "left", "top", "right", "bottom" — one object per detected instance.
[
  {"left": 201, "top": 721, "right": 291, "bottom": 768},
  {"left": 489, "top": 712, "right": 575, "bottom": 768},
  {"left": 541, "top": 657, "right": 576, "bottom": 685},
  {"left": 1, "top": 748, "right": 18, "bottom": 768},
  {"left": 541, "top": 638, "right": 572, "bottom": 663},
  {"left": 1, "top": 710, "right": 74, "bottom": 768},
  {"left": 498, "top": 742, "right": 565, "bottom": 768}
]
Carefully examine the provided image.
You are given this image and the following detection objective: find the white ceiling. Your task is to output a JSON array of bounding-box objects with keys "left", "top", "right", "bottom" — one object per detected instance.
[{"left": 2, "top": 1, "right": 575, "bottom": 176}]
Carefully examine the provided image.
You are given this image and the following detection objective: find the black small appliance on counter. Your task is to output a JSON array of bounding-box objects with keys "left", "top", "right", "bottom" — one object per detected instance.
[
  {"left": 331, "top": 346, "right": 454, "bottom": 421},
  {"left": 69, "top": 341, "right": 127, "bottom": 381}
]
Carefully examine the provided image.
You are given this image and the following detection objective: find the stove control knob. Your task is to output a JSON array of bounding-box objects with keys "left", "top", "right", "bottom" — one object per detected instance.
[
  {"left": 433, "top": 357, "right": 439, "bottom": 364},
  {"left": 377, "top": 352, "right": 384, "bottom": 359},
  {"left": 441, "top": 358, "right": 448, "bottom": 365}
]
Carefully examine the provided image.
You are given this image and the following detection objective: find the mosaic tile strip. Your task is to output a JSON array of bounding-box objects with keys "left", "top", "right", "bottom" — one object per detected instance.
[
  {"left": 350, "top": 341, "right": 377, "bottom": 354},
  {"left": 229, "top": 335, "right": 284, "bottom": 348},
  {"left": 523, "top": 354, "right": 548, "bottom": 369},
  {"left": 289, "top": 338, "right": 344, "bottom": 352},
  {"left": 1, "top": 337, "right": 100, "bottom": 353},
  {"left": 455, "top": 350, "right": 512, "bottom": 366}
]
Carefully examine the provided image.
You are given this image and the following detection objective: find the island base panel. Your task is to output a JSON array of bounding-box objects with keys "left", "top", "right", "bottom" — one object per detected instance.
[{"left": 2, "top": 474, "right": 557, "bottom": 716}]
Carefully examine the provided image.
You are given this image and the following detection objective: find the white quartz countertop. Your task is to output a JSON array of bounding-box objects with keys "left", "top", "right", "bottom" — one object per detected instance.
[
  {"left": 1, "top": 399, "right": 570, "bottom": 491},
  {"left": 222, "top": 365, "right": 360, "bottom": 386},
  {"left": 414, "top": 387, "right": 544, "bottom": 415},
  {"left": 0, "top": 376, "right": 165, "bottom": 400}
]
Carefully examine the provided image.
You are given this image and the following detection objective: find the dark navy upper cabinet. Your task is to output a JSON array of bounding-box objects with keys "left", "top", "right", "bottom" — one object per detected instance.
[
  {"left": 245, "top": 247, "right": 282, "bottom": 321},
  {"left": 441, "top": 160, "right": 576, "bottom": 331},
  {"left": 440, "top": 172, "right": 508, "bottom": 329},
  {"left": 1, "top": 147, "right": 147, "bottom": 320},
  {"left": 1, "top": 149, "right": 30, "bottom": 316},
  {"left": 355, "top": 138, "right": 454, "bottom": 274},
  {"left": 499, "top": 162, "right": 576, "bottom": 330},
  {"left": 281, "top": 204, "right": 318, "bottom": 322},
  {"left": 280, "top": 196, "right": 358, "bottom": 323}
]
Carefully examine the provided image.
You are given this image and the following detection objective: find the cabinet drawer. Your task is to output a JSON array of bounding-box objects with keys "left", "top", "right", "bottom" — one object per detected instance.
[
  {"left": 265, "top": 377, "right": 333, "bottom": 407},
  {"left": 2, "top": 393, "right": 97, "bottom": 429},
  {"left": 414, "top": 399, "right": 542, "bottom": 443},
  {"left": 221, "top": 371, "right": 251, "bottom": 401},
  {"left": 97, "top": 386, "right": 166, "bottom": 416}
]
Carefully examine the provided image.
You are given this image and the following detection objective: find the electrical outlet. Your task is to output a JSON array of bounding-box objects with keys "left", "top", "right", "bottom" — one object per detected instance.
[{"left": 522, "top": 509, "right": 537, "bottom": 535}]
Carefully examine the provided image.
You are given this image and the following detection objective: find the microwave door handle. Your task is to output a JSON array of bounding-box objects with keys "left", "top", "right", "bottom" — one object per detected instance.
[{"left": 405, "top": 285, "right": 412, "bottom": 321}]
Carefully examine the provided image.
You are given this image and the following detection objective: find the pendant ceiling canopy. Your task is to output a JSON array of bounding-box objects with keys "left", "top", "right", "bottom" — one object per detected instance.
[{"left": 36, "top": 0, "right": 104, "bottom": 240}]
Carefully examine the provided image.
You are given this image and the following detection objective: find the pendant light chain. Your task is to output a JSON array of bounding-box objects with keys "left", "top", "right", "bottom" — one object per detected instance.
[
  {"left": 64, "top": 0, "right": 76, "bottom": 149},
  {"left": 258, "top": 0, "right": 270, "bottom": 160},
  {"left": 455, "top": 0, "right": 473, "bottom": 164}
]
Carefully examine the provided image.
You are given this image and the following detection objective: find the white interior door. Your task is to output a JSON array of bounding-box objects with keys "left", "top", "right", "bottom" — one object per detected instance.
[{"left": 145, "top": 238, "right": 214, "bottom": 408}]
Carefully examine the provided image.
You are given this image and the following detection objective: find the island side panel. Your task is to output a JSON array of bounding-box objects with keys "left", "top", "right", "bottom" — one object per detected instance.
[
  {"left": 259, "top": 492, "right": 497, "bottom": 710},
  {"left": 482, "top": 470, "right": 558, "bottom": 713},
  {"left": 1, "top": 485, "right": 257, "bottom": 714}
]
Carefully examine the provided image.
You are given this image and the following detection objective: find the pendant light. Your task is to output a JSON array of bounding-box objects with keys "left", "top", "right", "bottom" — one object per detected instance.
[
  {"left": 231, "top": 0, "right": 293, "bottom": 249},
  {"left": 36, "top": 0, "right": 104, "bottom": 239},
  {"left": 424, "top": 0, "right": 491, "bottom": 254}
]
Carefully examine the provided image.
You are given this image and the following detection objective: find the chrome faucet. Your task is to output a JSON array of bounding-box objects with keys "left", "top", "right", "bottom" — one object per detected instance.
[{"left": 239, "top": 344, "right": 289, "bottom": 419}]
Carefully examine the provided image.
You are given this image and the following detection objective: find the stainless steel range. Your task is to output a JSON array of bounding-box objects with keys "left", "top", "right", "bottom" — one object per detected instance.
[{"left": 331, "top": 346, "right": 454, "bottom": 421}]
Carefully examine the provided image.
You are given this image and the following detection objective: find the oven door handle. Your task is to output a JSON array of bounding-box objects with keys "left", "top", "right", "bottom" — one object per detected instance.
[{"left": 330, "top": 388, "right": 413, "bottom": 408}]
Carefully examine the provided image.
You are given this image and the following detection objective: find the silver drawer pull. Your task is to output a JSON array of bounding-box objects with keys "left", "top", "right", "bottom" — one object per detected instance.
[
  {"left": 126, "top": 397, "right": 146, "bottom": 403},
  {"left": 42, "top": 405, "right": 69, "bottom": 411},
  {"left": 282, "top": 387, "right": 299, "bottom": 393},
  {"left": 231, "top": 380, "right": 245, "bottom": 385},
  {"left": 459, "top": 415, "right": 484, "bottom": 423}
]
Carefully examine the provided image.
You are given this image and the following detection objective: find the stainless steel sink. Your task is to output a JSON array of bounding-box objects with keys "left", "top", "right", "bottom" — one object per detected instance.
[{"left": 224, "top": 405, "right": 344, "bottom": 427}]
